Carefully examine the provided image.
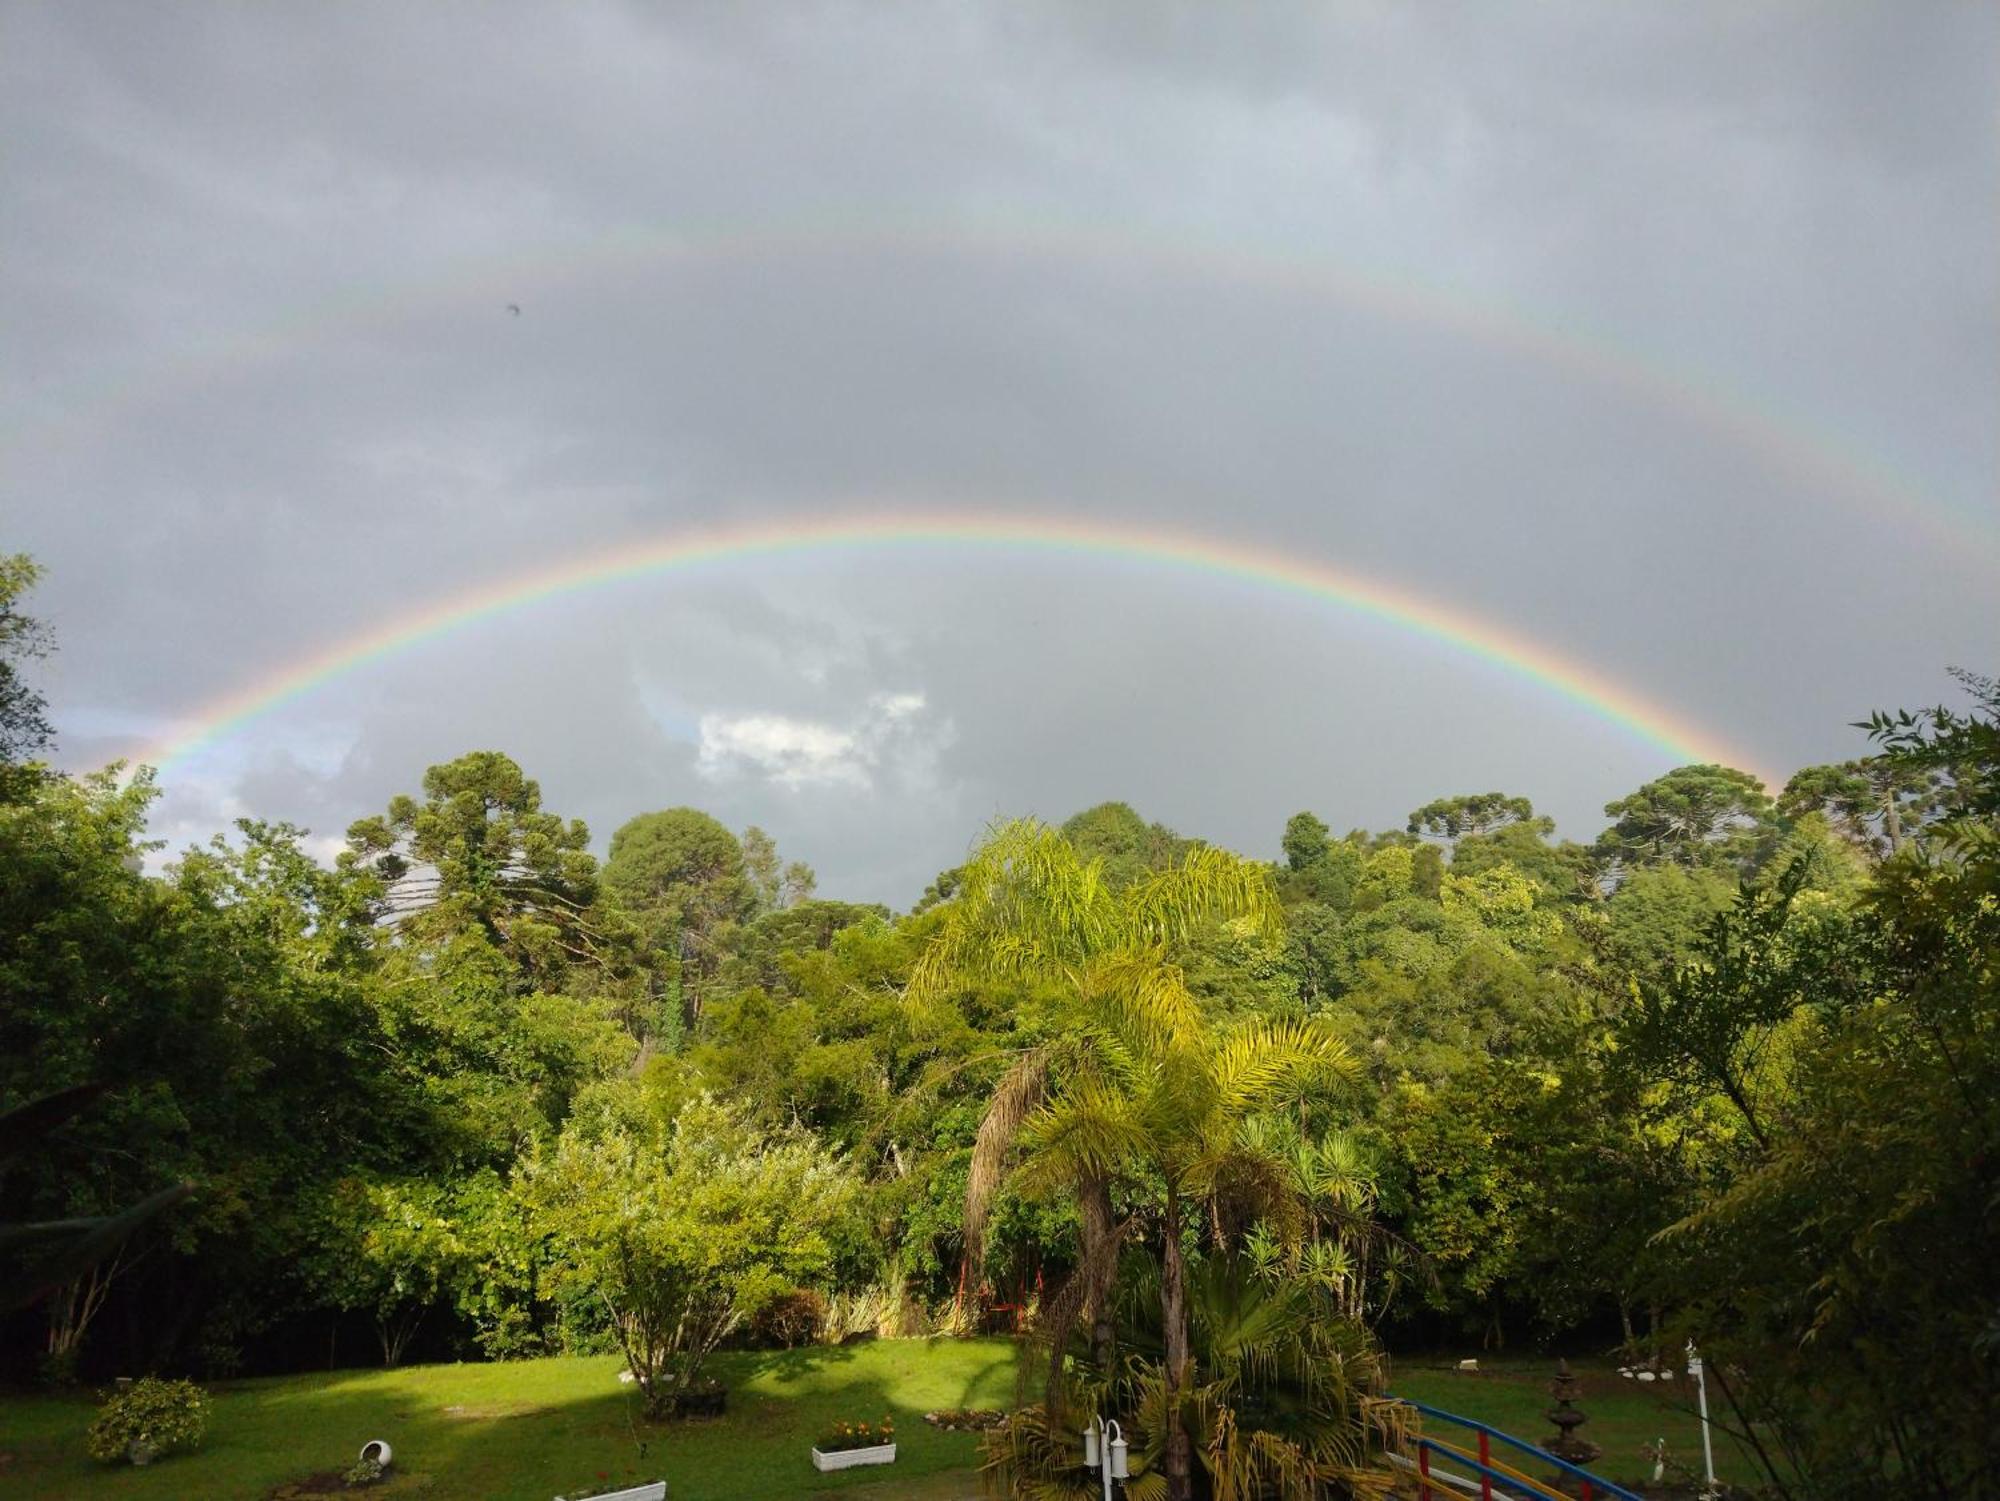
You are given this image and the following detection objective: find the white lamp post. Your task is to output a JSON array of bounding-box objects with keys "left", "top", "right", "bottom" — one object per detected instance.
[
  {"left": 1686, "top": 1341, "right": 1718, "bottom": 1500},
  {"left": 1082, "top": 1416, "right": 1129, "bottom": 1501}
]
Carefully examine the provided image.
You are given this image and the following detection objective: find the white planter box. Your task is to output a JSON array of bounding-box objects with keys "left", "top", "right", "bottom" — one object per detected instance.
[{"left": 812, "top": 1442, "right": 897, "bottom": 1472}]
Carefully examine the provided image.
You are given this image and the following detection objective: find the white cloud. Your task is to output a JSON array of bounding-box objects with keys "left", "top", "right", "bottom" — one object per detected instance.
[
  {"left": 875, "top": 692, "right": 927, "bottom": 720},
  {"left": 696, "top": 692, "right": 950, "bottom": 791},
  {"left": 697, "top": 712, "right": 865, "bottom": 788}
]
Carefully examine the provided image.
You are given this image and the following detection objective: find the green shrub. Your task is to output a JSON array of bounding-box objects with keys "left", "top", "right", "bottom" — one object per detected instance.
[{"left": 85, "top": 1376, "right": 210, "bottom": 1464}]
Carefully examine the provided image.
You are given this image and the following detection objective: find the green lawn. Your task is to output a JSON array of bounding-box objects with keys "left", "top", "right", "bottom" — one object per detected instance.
[
  {"left": 0, "top": 1337, "right": 1021, "bottom": 1501},
  {"left": 1389, "top": 1354, "right": 1762, "bottom": 1492},
  {"left": 0, "top": 1341, "right": 1764, "bottom": 1501}
]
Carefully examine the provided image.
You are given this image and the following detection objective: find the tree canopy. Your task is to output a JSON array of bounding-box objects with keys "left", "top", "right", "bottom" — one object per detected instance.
[{"left": 0, "top": 562, "right": 1987, "bottom": 1496}]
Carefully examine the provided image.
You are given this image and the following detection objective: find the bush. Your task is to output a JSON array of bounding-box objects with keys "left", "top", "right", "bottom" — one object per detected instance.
[
  {"left": 85, "top": 1377, "right": 210, "bottom": 1465},
  {"left": 748, "top": 1288, "right": 827, "bottom": 1348}
]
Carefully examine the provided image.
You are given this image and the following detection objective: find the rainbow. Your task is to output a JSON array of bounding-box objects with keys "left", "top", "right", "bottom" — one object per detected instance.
[
  {"left": 11, "top": 218, "right": 1992, "bottom": 574},
  {"left": 132, "top": 509, "right": 1769, "bottom": 782}
]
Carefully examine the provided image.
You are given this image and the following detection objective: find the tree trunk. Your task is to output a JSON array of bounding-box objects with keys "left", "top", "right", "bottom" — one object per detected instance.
[
  {"left": 378, "top": 1307, "right": 422, "bottom": 1367},
  {"left": 1081, "top": 1175, "right": 1116, "bottom": 1376},
  {"left": 678, "top": 927, "right": 703, "bottom": 1031},
  {"left": 45, "top": 1255, "right": 121, "bottom": 1382},
  {"left": 1159, "top": 1191, "right": 1194, "bottom": 1501}
]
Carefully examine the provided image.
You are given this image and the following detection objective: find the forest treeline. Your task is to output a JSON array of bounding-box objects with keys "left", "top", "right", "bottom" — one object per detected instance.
[{"left": 3, "top": 555, "right": 1996, "bottom": 1497}]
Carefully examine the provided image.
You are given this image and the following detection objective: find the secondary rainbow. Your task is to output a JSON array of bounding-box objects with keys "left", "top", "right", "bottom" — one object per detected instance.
[
  {"left": 12, "top": 219, "right": 1992, "bottom": 572},
  {"left": 133, "top": 510, "right": 1765, "bottom": 781}
]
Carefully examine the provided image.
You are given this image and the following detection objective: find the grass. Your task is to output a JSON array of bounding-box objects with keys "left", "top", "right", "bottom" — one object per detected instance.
[
  {"left": 1389, "top": 1353, "right": 1763, "bottom": 1491},
  {"left": 0, "top": 1337, "right": 1021, "bottom": 1501},
  {"left": 0, "top": 1339, "right": 1766, "bottom": 1501}
]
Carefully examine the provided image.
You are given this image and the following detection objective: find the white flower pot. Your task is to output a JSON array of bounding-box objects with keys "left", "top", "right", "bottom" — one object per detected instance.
[{"left": 812, "top": 1442, "right": 897, "bottom": 1471}]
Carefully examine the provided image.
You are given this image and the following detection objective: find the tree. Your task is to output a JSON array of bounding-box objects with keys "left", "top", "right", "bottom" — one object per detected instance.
[
  {"left": 1448, "top": 817, "right": 1592, "bottom": 898},
  {"left": 1629, "top": 858, "right": 1996, "bottom": 1496},
  {"left": 741, "top": 825, "right": 781, "bottom": 913},
  {"left": 1406, "top": 793, "right": 1535, "bottom": 842},
  {"left": 307, "top": 1178, "right": 465, "bottom": 1366},
  {"left": 738, "top": 824, "right": 816, "bottom": 916},
  {"left": 342, "top": 752, "right": 606, "bottom": 986},
  {"left": 0, "top": 554, "right": 55, "bottom": 802},
  {"left": 1859, "top": 666, "right": 1999, "bottom": 825},
  {"left": 0, "top": 1086, "right": 193, "bottom": 1322},
  {"left": 1008, "top": 1003, "right": 1356, "bottom": 1501},
  {"left": 1613, "top": 675, "right": 2000, "bottom": 1498},
  {"left": 780, "top": 859, "right": 817, "bottom": 908},
  {"left": 604, "top": 808, "right": 755, "bottom": 1026},
  {"left": 1, "top": 772, "right": 441, "bottom": 1374},
  {"left": 1277, "top": 814, "right": 1366, "bottom": 909},
  {"left": 1778, "top": 756, "right": 1953, "bottom": 857},
  {"left": 1596, "top": 764, "right": 1775, "bottom": 876},
  {"left": 1409, "top": 842, "right": 1444, "bottom": 900},
  {"left": 519, "top": 1095, "right": 856, "bottom": 1417},
  {"left": 1281, "top": 811, "right": 1331, "bottom": 872},
  {"left": 989, "top": 1254, "right": 1400, "bottom": 1501},
  {"left": 1060, "top": 802, "right": 1190, "bottom": 890},
  {"left": 1600, "top": 863, "right": 1738, "bottom": 984},
  {"left": 909, "top": 819, "right": 1280, "bottom": 1376}
]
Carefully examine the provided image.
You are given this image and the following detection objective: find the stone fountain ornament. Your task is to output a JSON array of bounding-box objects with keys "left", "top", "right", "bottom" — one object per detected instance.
[{"left": 1544, "top": 1359, "right": 1601, "bottom": 1466}]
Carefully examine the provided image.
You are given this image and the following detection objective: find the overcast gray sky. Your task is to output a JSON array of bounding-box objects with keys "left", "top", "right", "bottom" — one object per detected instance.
[{"left": 5, "top": 1, "right": 1994, "bottom": 902}]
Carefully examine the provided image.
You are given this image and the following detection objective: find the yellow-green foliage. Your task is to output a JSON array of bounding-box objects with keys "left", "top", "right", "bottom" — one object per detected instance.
[{"left": 85, "top": 1377, "right": 209, "bottom": 1464}]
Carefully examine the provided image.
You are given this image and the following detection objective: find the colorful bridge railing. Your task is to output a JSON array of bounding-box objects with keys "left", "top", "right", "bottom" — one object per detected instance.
[{"left": 1393, "top": 1399, "right": 1645, "bottom": 1501}]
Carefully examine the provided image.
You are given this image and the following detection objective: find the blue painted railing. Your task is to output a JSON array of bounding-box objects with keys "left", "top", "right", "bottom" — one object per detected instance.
[{"left": 1395, "top": 1399, "right": 1645, "bottom": 1501}]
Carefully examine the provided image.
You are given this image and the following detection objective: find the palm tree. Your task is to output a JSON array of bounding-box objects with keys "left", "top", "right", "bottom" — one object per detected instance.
[
  {"left": 1012, "top": 1009, "right": 1356, "bottom": 1501},
  {"left": 912, "top": 820, "right": 1359, "bottom": 1501},
  {"left": 909, "top": 819, "right": 1281, "bottom": 1375}
]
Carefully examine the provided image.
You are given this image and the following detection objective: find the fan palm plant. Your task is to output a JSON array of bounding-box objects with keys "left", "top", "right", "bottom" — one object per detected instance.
[{"left": 989, "top": 1255, "right": 1403, "bottom": 1501}]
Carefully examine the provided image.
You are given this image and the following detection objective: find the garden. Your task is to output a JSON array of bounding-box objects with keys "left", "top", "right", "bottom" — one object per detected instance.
[
  {"left": 3, "top": 549, "right": 1995, "bottom": 1501},
  {"left": 0, "top": 1341, "right": 1757, "bottom": 1501}
]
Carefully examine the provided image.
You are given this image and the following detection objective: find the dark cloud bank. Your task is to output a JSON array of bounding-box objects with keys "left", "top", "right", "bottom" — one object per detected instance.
[{"left": 5, "top": 1, "right": 1994, "bottom": 901}]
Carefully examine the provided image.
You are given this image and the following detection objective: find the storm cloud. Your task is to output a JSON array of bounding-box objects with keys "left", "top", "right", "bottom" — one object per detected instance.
[{"left": 5, "top": 1, "right": 1994, "bottom": 900}]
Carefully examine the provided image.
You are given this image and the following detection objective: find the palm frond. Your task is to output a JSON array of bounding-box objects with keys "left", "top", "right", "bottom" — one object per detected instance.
[
  {"left": 908, "top": 819, "right": 1120, "bottom": 1012},
  {"left": 1184, "top": 1138, "right": 1308, "bottom": 1249},
  {"left": 1118, "top": 846, "right": 1281, "bottom": 948},
  {"left": 1080, "top": 947, "right": 1203, "bottom": 1049},
  {"left": 1020, "top": 1208, "right": 1138, "bottom": 1409},
  {"left": 1210, "top": 1018, "right": 1358, "bottom": 1113},
  {"left": 1014, "top": 1086, "right": 1151, "bottom": 1195},
  {"left": 962, "top": 1048, "right": 1053, "bottom": 1295}
]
